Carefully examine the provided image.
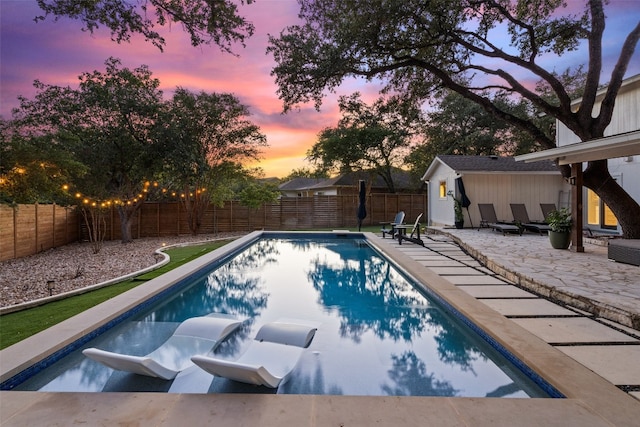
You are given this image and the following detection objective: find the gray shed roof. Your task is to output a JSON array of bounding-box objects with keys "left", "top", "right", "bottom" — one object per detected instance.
[
  {"left": 438, "top": 155, "right": 559, "bottom": 172},
  {"left": 422, "top": 155, "right": 560, "bottom": 181}
]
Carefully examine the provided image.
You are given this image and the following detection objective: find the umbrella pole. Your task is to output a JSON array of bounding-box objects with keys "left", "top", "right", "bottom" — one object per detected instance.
[{"left": 465, "top": 207, "right": 473, "bottom": 228}]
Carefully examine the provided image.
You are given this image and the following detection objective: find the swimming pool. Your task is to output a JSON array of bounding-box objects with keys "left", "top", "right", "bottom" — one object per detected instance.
[{"left": 4, "top": 232, "right": 557, "bottom": 397}]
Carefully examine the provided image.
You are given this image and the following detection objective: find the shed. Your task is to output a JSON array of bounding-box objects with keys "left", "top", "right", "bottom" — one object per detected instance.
[{"left": 421, "top": 155, "right": 570, "bottom": 228}]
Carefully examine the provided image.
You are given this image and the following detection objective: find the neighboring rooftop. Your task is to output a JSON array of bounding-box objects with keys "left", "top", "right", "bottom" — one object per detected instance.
[{"left": 279, "top": 170, "right": 418, "bottom": 192}]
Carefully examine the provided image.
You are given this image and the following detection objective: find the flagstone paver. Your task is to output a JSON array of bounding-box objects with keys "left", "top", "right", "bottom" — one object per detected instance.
[
  {"left": 480, "top": 298, "right": 581, "bottom": 317},
  {"left": 457, "top": 285, "right": 539, "bottom": 298},
  {"left": 417, "top": 260, "right": 468, "bottom": 267},
  {"left": 427, "top": 266, "right": 485, "bottom": 275},
  {"left": 511, "top": 317, "right": 639, "bottom": 343},
  {"left": 444, "top": 275, "right": 509, "bottom": 285},
  {"left": 557, "top": 346, "right": 640, "bottom": 385}
]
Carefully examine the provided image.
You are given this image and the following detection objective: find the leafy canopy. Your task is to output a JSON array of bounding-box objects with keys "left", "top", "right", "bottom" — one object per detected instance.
[
  {"left": 308, "top": 93, "right": 426, "bottom": 192},
  {"left": 268, "top": 0, "right": 639, "bottom": 146},
  {"left": 0, "top": 122, "right": 87, "bottom": 204},
  {"left": 12, "top": 58, "right": 165, "bottom": 205},
  {"left": 36, "top": 0, "right": 255, "bottom": 53}
]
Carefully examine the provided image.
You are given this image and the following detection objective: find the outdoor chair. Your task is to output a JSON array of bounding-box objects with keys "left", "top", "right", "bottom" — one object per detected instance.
[
  {"left": 381, "top": 211, "right": 405, "bottom": 238},
  {"left": 396, "top": 213, "right": 424, "bottom": 246},
  {"left": 477, "top": 204, "right": 521, "bottom": 235},
  {"left": 510, "top": 204, "right": 551, "bottom": 235},
  {"left": 83, "top": 315, "right": 242, "bottom": 380},
  {"left": 191, "top": 320, "right": 317, "bottom": 388},
  {"left": 540, "top": 203, "right": 557, "bottom": 222}
]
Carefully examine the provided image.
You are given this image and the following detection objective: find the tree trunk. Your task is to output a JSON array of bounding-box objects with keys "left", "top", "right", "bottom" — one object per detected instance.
[
  {"left": 583, "top": 160, "right": 640, "bottom": 239},
  {"left": 182, "top": 189, "right": 209, "bottom": 235},
  {"left": 116, "top": 204, "right": 139, "bottom": 243}
]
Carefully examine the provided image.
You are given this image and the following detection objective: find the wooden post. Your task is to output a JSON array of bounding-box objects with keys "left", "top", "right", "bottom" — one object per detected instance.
[
  {"left": 571, "top": 163, "right": 585, "bottom": 253},
  {"left": 52, "top": 203, "right": 56, "bottom": 249},
  {"left": 34, "top": 203, "right": 39, "bottom": 254},
  {"left": 13, "top": 205, "right": 17, "bottom": 259}
]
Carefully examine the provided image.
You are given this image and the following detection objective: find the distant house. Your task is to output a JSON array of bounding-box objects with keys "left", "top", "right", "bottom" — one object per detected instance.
[
  {"left": 278, "top": 177, "right": 327, "bottom": 197},
  {"left": 517, "top": 74, "right": 640, "bottom": 235},
  {"left": 421, "top": 155, "right": 570, "bottom": 228},
  {"left": 279, "top": 170, "right": 418, "bottom": 198}
]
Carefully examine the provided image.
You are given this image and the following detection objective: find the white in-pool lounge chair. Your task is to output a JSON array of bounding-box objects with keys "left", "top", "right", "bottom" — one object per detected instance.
[
  {"left": 191, "top": 320, "right": 317, "bottom": 388},
  {"left": 82, "top": 315, "right": 242, "bottom": 380}
]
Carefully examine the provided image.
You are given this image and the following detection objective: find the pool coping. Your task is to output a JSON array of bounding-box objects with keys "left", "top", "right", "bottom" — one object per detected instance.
[{"left": 2, "top": 230, "right": 640, "bottom": 426}]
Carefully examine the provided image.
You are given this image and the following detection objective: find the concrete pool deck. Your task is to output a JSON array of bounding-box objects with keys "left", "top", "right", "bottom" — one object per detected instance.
[{"left": 1, "top": 229, "right": 639, "bottom": 426}]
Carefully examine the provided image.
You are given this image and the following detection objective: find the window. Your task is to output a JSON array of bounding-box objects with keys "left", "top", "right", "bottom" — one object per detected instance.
[
  {"left": 587, "top": 188, "right": 618, "bottom": 229},
  {"left": 439, "top": 180, "right": 447, "bottom": 199}
]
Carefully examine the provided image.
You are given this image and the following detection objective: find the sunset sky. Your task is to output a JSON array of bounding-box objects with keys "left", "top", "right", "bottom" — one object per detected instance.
[{"left": 2, "top": 1, "right": 639, "bottom": 178}]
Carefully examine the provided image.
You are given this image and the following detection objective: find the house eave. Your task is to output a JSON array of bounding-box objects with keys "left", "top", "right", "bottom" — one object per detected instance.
[{"left": 515, "top": 130, "right": 640, "bottom": 165}]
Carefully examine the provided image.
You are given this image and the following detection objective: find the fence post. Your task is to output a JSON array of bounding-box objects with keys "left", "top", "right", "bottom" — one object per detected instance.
[{"left": 13, "top": 205, "right": 17, "bottom": 259}]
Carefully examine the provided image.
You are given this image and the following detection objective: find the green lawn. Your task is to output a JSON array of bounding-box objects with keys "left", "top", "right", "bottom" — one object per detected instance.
[{"left": 0, "top": 240, "right": 233, "bottom": 350}]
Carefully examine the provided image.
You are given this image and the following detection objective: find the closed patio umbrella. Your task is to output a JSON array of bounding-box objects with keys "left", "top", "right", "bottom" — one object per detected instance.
[
  {"left": 456, "top": 177, "right": 473, "bottom": 228},
  {"left": 357, "top": 180, "right": 367, "bottom": 231}
]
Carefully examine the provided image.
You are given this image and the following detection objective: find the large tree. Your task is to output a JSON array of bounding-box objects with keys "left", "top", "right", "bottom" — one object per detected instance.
[
  {"left": 269, "top": 0, "right": 640, "bottom": 238},
  {"left": 157, "top": 88, "right": 267, "bottom": 234},
  {"left": 406, "top": 90, "right": 542, "bottom": 178},
  {"left": 12, "top": 58, "right": 166, "bottom": 243},
  {"left": 35, "top": 0, "right": 255, "bottom": 52},
  {"left": 308, "top": 93, "right": 425, "bottom": 192}
]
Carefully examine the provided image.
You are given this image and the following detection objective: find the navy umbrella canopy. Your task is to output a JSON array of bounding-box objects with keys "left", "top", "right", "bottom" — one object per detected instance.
[
  {"left": 456, "top": 177, "right": 472, "bottom": 227},
  {"left": 357, "top": 180, "right": 367, "bottom": 231},
  {"left": 456, "top": 177, "right": 471, "bottom": 208}
]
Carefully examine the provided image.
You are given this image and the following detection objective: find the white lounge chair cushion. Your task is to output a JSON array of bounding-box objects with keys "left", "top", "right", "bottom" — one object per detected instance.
[
  {"left": 83, "top": 315, "right": 241, "bottom": 380},
  {"left": 191, "top": 321, "right": 317, "bottom": 388},
  {"left": 255, "top": 321, "right": 316, "bottom": 347},
  {"left": 192, "top": 341, "right": 305, "bottom": 388}
]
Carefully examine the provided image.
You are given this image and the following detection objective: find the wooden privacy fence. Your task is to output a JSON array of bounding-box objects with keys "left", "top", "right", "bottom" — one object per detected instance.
[
  {"left": 0, "top": 204, "right": 79, "bottom": 261},
  {"left": 1, "top": 194, "right": 425, "bottom": 260}
]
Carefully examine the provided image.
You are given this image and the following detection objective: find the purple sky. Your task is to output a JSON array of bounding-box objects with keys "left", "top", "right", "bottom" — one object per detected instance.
[{"left": 2, "top": 1, "right": 639, "bottom": 178}]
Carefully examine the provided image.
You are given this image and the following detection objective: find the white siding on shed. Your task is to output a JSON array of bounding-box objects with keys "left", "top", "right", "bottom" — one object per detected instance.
[
  {"left": 463, "top": 173, "right": 570, "bottom": 226},
  {"left": 426, "top": 162, "right": 456, "bottom": 226}
]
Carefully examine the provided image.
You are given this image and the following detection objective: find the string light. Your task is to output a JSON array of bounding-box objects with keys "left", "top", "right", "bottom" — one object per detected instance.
[{"left": 60, "top": 181, "right": 208, "bottom": 208}]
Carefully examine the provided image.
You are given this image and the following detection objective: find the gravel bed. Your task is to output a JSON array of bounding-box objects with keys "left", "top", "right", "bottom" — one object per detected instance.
[{"left": 0, "top": 233, "right": 245, "bottom": 309}]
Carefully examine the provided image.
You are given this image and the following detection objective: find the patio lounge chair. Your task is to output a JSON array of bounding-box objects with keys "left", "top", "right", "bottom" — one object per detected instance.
[
  {"left": 397, "top": 213, "right": 424, "bottom": 246},
  {"left": 510, "top": 204, "right": 551, "bottom": 235},
  {"left": 478, "top": 204, "right": 522, "bottom": 235},
  {"left": 191, "top": 320, "right": 317, "bottom": 388},
  {"left": 540, "top": 203, "right": 557, "bottom": 221},
  {"left": 381, "top": 211, "right": 405, "bottom": 238},
  {"left": 83, "top": 315, "right": 242, "bottom": 380}
]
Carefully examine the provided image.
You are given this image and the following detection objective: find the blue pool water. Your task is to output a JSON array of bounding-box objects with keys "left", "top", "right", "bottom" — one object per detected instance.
[{"left": 11, "top": 235, "right": 554, "bottom": 397}]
